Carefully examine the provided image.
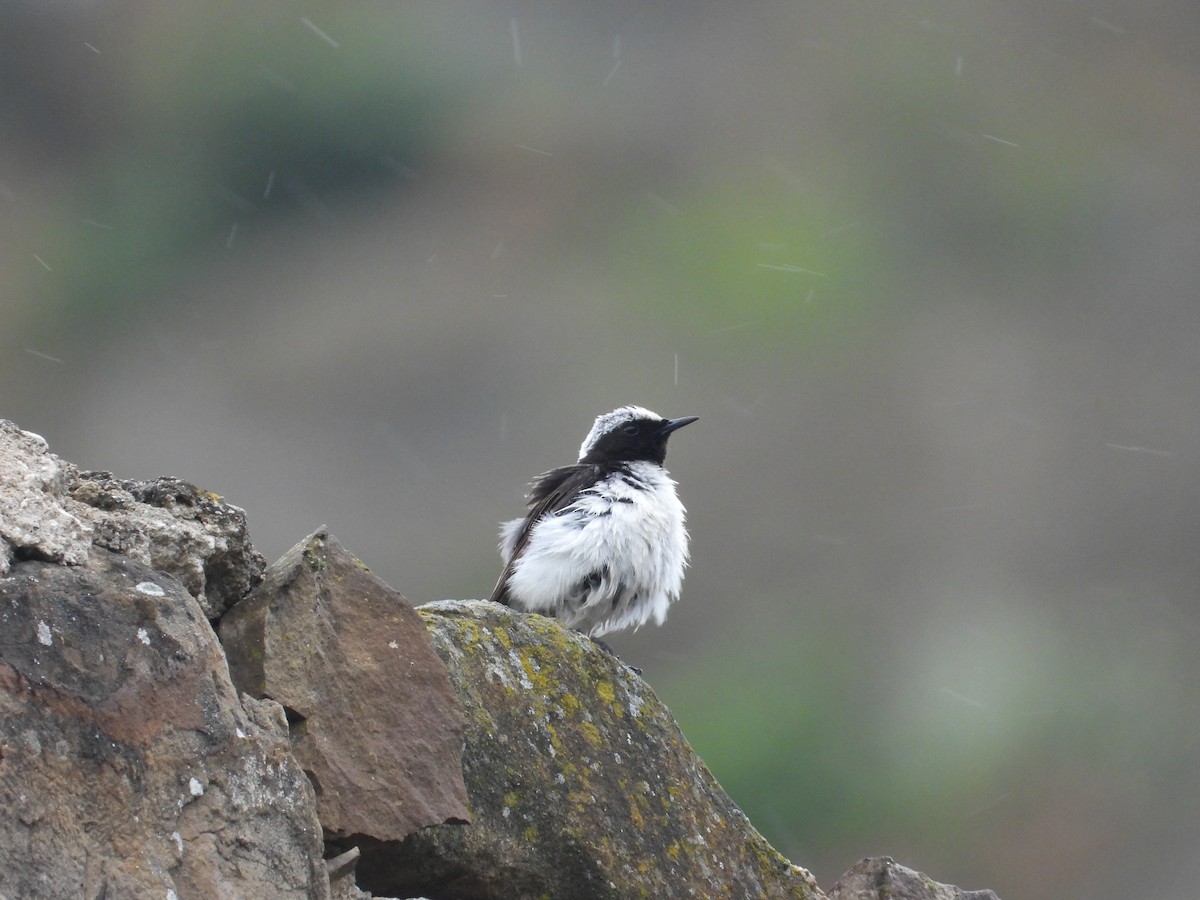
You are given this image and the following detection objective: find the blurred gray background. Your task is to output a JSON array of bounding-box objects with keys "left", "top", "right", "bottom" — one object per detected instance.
[{"left": 3, "top": 2, "right": 1198, "bottom": 897}]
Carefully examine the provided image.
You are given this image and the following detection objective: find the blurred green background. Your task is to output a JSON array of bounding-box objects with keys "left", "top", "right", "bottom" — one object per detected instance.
[{"left": 4, "top": 2, "right": 1199, "bottom": 897}]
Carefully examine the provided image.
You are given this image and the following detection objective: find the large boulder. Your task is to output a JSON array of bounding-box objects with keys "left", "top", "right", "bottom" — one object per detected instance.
[
  {"left": 0, "top": 418, "right": 264, "bottom": 619},
  {"left": 358, "top": 598, "right": 825, "bottom": 899},
  {"left": 0, "top": 548, "right": 328, "bottom": 899},
  {"left": 220, "top": 528, "right": 471, "bottom": 844}
]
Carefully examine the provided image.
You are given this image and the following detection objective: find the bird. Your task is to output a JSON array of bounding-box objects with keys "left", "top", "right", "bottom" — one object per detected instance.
[{"left": 488, "top": 405, "right": 697, "bottom": 638}]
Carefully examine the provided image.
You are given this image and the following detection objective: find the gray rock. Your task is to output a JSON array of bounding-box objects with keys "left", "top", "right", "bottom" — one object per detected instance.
[
  {"left": 220, "top": 528, "right": 471, "bottom": 842},
  {"left": 74, "top": 471, "right": 266, "bottom": 618},
  {"left": 0, "top": 548, "right": 329, "bottom": 899},
  {"left": 0, "top": 420, "right": 92, "bottom": 571},
  {"left": 0, "top": 418, "right": 264, "bottom": 618},
  {"left": 371, "top": 598, "right": 825, "bottom": 900},
  {"left": 827, "top": 857, "right": 1002, "bottom": 900}
]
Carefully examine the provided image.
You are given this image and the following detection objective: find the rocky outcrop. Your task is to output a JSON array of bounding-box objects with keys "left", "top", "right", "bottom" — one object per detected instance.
[
  {"left": 0, "top": 419, "right": 264, "bottom": 619},
  {"left": 220, "top": 528, "right": 471, "bottom": 843},
  {"left": 0, "top": 419, "right": 1002, "bottom": 899},
  {"left": 827, "top": 857, "right": 1001, "bottom": 900},
  {"left": 0, "top": 547, "right": 328, "bottom": 898},
  {"left": 381, "top": 598, "right": 822, "bottom": 898}
]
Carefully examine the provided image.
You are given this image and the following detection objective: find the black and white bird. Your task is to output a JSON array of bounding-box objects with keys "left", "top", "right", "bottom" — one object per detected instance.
[{"left": 488, "top": 405, "right": 697, "bottom": 638}]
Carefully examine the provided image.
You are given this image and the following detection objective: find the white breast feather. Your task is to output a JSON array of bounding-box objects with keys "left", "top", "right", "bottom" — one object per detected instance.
[{"left": 502, "top": 462, "right": 688, "bottom": 637}]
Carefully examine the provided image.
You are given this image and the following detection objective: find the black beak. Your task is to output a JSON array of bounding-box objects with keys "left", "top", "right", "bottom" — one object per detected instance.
[{"left": 658, "top": 416, "right": 699, "bottom": 437}]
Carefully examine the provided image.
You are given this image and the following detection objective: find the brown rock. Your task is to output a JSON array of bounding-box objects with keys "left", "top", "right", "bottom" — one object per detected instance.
[
  {"left": 220, "top": 528, "right": 470, "bottom": 843},
  {"left": 0, "top": 548, "right": 328, "bottom": 899},
  {"left": 827, "top": 857, "right": 1002, "bottom": 900},
  {"left": 367, "top": 598, "right": 824, "bottom": 900}
]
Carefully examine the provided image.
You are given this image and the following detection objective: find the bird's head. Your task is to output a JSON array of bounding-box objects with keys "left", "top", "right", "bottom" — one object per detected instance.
[{"left": 578, "top": 406, "right": 698, "bottom": 466}]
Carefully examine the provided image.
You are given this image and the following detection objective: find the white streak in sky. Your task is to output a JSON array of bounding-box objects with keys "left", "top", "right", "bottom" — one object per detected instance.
[
  {"left": 84, "top": 42, "right": 100, "bottom": 54},
  {"left": 264, "top": 171, "right": 275, "bottom": 200},
  {"left": 510, "top": 18, "right": 522, "bottom": 67},
  {"left": 939, "top": 687, "right": 985, "bottom": 708},
  {"left": 673, "top": 353, "right": 679, "bottom": 386},
  {"left": 26, "top": 349, "right": 65, "bottom": 364},
  {"left": 756, "top": 263, "right": 829, "bottom": 277},
  {"left": 1104, "top": 443, "right": 1173, "bottom": 458},
  {"left": 603, "top": 34, "right": 622, "bottom": 85},
  {"left": 32, "top": 254, "right": 51, "bottom": 271},
  {"left": 514, "top": 144, "right": 552, "bottom": 156},
  {"left": 980, "top": 133, "right": 1019, "bottom": 147},
  {"left": 301, "top": 18, "right": 340, "bottom": 49},
  {"left": 1089, "top": 17, "right": 1125, "bottom": 34}
]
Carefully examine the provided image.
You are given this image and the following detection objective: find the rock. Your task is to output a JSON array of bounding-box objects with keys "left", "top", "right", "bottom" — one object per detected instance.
[
  {"left": 327, "top": 846, "right": 366, "bottom": 899},
  {"left": 73, "top": 471, "right": 266, "bottom": 619},
  {"left": 0, "top": 418, "right": 264, "bottom": 618},
  {"left": 0, "top": 420, "right": 92, "bottom": 572},
  {"left": 220, "top": 528, "right": 471, "bottom": 844},
  {"left": 0, "top": 548, "right": 329, "bottom": 899},
  {"left": 827, "top": 857, "right": 1002, "bottom": 899},
  {"left": 359, "top": 598, "right": 824, "bottom": 900},
  {"left": 1, "top": 420, "right": 1003, "bottom": 900}
]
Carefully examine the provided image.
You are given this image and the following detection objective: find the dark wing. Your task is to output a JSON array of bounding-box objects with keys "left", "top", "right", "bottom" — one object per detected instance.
[{"left": 488, "top": 464, "right": 600, "bottom": 604}]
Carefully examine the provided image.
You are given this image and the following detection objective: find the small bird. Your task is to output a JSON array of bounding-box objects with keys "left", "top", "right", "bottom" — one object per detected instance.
[{"left": 488, "top": 405, "right": 697, "bottom": 638}]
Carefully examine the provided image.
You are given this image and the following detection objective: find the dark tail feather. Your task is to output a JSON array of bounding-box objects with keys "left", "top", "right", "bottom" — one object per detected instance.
[{"left": 487, "top": 571, "right": 511, "bottom": 605}]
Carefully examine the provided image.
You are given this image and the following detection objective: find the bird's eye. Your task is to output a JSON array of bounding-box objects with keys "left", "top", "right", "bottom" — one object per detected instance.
[{"left": 623, "top": 423, "right": 639, "bottom": 435}]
